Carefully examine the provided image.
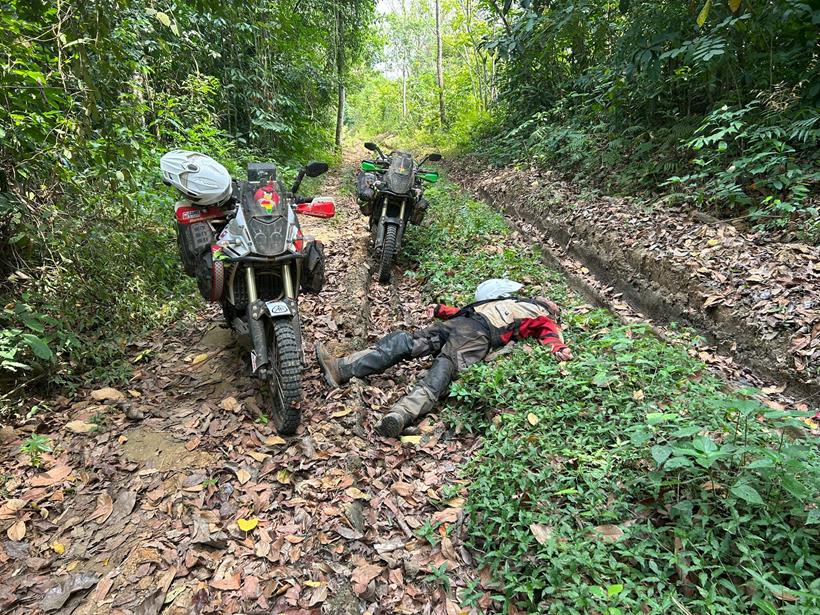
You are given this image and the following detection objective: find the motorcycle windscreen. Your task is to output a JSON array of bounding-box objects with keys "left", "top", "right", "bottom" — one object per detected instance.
[
  {"left": 384, "top": 152, "right": 415, "bottom": 195},
  {"left": 241, "top": 192, "right": 289, "bottom": 256}
]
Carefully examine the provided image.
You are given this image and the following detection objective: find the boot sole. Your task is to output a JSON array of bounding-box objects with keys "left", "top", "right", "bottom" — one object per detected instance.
[
  {"left": 314, "top": 343, "right": 341, "bottom": 389},
  {"left": 376, "top": 414, "right": 404, "bottom": 438}
]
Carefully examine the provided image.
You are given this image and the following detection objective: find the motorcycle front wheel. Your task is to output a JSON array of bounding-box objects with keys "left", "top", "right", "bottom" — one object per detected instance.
[
  {"left": 266, "top": 318, "right": 302, "bottom": 435},
  {"left": 377, "top": 224, "right": 398, "bottom": 284}
]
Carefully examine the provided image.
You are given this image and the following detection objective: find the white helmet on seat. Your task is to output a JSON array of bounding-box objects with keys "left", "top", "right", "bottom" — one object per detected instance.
[
  {"left": 160, "top": 150, "right": 232, "bottom": 206},
  {"left": 475, "top": 278, "right": 524, "bottom": 301}
]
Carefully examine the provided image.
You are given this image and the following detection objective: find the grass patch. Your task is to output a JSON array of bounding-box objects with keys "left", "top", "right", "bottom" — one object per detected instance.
[{"left": 405, "top": 181, "right": 820, "bottom": 614}]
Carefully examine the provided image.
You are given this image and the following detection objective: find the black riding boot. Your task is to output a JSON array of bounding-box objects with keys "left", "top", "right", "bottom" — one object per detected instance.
[
  {"left": 375, "top": 355, "right": 457, "bottom": 437},
  {"left": 315, "top": 331, "right": 414, "bottom": 388}
]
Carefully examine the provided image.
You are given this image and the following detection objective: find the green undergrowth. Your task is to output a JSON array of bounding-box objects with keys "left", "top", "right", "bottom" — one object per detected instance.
[{"left": 404, "top": 181, "right": 820, "bottom": 614}]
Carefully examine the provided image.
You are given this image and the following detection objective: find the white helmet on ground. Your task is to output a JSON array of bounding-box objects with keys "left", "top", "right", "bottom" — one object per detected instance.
[
  {"left": 160, "top": 150, "right": 232, "bottom": 206},
  {"left": 475, "top": 278, "right": 524, "bottom": 301}
]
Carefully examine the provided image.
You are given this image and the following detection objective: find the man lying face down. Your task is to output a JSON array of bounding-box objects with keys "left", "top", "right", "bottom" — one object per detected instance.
[{"left": 315, "top": 279, "right": 572, "bottom": 437}]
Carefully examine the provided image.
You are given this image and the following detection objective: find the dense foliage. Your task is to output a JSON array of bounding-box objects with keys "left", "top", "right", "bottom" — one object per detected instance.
[
  {"left": 406, "top": 180, "right": 819, "bottom": 614},
  {"left": 477, "top": 0, "right": 819, "bottom": 241},
  {"left": 349, "top": 1, "right": 818, "bottom": 241},
  {"left": 0, "top": 0, "right": 373, "bottom": 402},
  {"left": 348, "top": 0, "right": 499, "bottom": 146}
]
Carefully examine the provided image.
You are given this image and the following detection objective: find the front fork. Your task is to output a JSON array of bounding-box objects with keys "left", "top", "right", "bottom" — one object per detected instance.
[
  {"left": 374, "top": 198, "right": 406, "bottom": 250},
  {"left": 246, "top": 265, "right": 297, "bottom": 375}
]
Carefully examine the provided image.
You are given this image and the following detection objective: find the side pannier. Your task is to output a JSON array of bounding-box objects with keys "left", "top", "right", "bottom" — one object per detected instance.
[{"left": 300, "top": 240, "right": 326, "bottom": 294}]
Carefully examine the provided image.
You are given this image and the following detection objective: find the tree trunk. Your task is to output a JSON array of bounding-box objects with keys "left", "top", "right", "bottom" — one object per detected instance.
[
  {"left": 434, "top": 0, "right": 446, "bottom": 128},
  {"left": 401, "top": 67, "right": 408, "bottom": 117},
  {"left": 336, "top": 82, "right": 345, "bottom": 147},
  {"left": 335, "top": 9, "right": 345, "bottom": 148}
]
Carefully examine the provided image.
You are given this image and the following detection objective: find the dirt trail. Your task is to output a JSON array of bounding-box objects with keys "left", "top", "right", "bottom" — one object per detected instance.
[{"left": 0, "top": 160, "right": 479, "bottom": 614}]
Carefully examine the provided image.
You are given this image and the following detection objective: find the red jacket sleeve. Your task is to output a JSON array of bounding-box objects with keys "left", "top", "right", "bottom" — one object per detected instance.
[
  {"left": 517, "top": 316, "right": 568, "bottom": 354},
  {"left": 434, "top": 304, "right": 460, "bottom": 320}
]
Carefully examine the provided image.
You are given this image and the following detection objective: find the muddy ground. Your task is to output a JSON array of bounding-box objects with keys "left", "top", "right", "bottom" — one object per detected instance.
[
  {"left": 451, "top": 159, "right": 819, "bottom": 404},
  {"left": 0, "top": 163, "right": 481, "bottom": 614}
]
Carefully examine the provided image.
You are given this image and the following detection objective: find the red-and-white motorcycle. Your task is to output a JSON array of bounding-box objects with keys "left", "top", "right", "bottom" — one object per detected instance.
[{"left": 162, "top": 152, "right": 335, "bottom": 434}]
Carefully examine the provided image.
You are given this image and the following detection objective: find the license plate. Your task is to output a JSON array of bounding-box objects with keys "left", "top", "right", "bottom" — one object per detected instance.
[{"left": 265, "top": 301, "right": 292, "bottom": 317}]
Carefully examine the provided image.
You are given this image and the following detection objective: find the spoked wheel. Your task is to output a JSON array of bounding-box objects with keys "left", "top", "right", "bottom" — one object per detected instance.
[
  {"left": 377, "top": 224, "right": 398, "bottom": 284},
  {"left": 266, "top": 318, "right": 302, "bottom": 435}
]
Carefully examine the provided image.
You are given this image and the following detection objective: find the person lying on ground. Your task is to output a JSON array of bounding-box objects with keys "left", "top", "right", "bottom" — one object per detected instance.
[{"left": 314, "top": 278, "right": 572, "bottom": 438}]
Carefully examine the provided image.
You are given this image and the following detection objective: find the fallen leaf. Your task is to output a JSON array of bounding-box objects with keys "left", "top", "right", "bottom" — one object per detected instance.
[
  {"left": 52, "top": 542, "right": 65, "bottom": 555},
  {"left": 527, "top": 413, "right": 539, "bottom": 426},
  {"left": 351, "top": 563, "right": 382, "bottom": 594},
  {"left": 345, "top": 487, "right": 369, "bottom": 500},
  {"left": 210, "top": 572, "right": 241, "bottom": 591},
  {"left": 529, "top": 523, "right": 553, "bottom": 545},
  {"left": 264, "top": 435, "right": 287, "bottom": 446},
  {"left": 42, "top": 572, "right": 99, "bottom": 611},
  {"left": 191, "top": 353, "right": 209, "bottom": 366},
  {"left": 441, "top": 536, "right": 459, "bottom": 562},
  {"left": 88, "top": 492, "right": 114, "bottom": 524},
  {"left": 432, "top": 508, "right": 461, "bottom": 524},
  {"left": 392, "top": 482, "right": 415, "bottom": 497},
  {"left": 0, "top": 498, "right": 26, "bottom": 520},
  {"left": 7, "top": 519, "right": 25, "bottom": 541},
  {"left": 330, "top": 407, "right": 354, "bottom": 418},
  {"left": 702, "top": 295, "right": 723, "bottom": 309},
  {"left": 241, "top": 575, "right": 261, "bottom": 600},
  {"left": 304, "top": 580, "right": 324, "bottom": 588},
  {"left": 234, "top": 468, "right": 251, "bottom": 485},
  {"left": 275, "top": 469, "right": 291, "bottom": 484},
  {"left": 248, "top": 451, "right": 270, "bottom": 462},
  {"left": 65, "top": 420, "right": 97, "bottom": 434},
  {"left": 592, "top": 524, "right": 624, "bottom": 542},
  {"left": 90, "top": 387, "right": 125, "bottom": 402},
  {"left": 30, "top": 464, "right": 73, "bottom": 487},
  {"left": 219, "top": 397, "right": 240, "bottom": 412},
  {"left": 399, "top": 435, "right": 422, "bottom": 444},
  {"left": 632, "top": 389, "right": 645, "bottom": 401},
  {"left": 237, "top": 518, "right": 258, "bottom": 532}
]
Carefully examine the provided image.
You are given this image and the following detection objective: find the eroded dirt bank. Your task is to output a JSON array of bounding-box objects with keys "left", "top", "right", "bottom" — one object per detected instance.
[
  {"left": 0, "top": 164, "right": 479, "bottom": 614},
  {"left": 450, "top": 159, "right": 819, "bottom": 402}
]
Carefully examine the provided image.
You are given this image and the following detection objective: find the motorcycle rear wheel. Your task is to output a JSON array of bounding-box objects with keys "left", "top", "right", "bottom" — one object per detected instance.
[
  {"left": 266, "top": 318, "right": 302, "bottom": 435},
  {"left": 378, "top": 224, "right": 398, "bottom": 284}
]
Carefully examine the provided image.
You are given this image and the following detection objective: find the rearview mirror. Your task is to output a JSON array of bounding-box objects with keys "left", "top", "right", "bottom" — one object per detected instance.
[
  {"left": 304, "top": 161, "right": 329, "bottom": 178},
  {"left": 364, "top": 142, "right": 378, "bottom": 152},
  {"left": 427, "top": 153, "right": 443, "bottom": 162}
]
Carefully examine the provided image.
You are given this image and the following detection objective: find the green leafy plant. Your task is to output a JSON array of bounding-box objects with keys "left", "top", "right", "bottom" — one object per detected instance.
[
  {"left": 415, "top": 519, "right": 442, "bottom": 547},
  {"left": 20, "top": 434, "right": 52, "bottom": 468},
  {"left": 425, "top": 562, "right": 451, "bottom": 592}
]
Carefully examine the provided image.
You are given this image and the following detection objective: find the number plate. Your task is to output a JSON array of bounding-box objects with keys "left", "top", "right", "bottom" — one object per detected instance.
[{"left": 265, "top": 301, "right": 292, "bottom": 317}]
